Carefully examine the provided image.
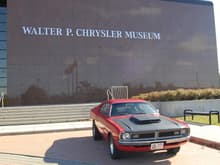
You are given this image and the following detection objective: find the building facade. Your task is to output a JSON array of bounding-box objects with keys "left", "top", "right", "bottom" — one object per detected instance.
[
  {"left": 1, "top": 0, "right": 219, "bottom": 105},
  {"left": 0, "top": 1, "right": 7, "bottom": 98}
]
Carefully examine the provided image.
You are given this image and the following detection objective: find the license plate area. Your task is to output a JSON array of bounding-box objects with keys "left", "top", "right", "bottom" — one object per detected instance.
[{"left": 150, "top": 143, "right": 164, "bottom": 150}]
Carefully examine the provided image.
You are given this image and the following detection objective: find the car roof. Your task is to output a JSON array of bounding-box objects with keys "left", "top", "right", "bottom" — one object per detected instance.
[{"left": 107, "top": 99, "right": 147, "bottom": 104}]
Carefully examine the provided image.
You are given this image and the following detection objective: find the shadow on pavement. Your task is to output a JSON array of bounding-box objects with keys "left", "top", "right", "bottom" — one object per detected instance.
[{"left": 44, "top": 136, "right": 173, "bottom": 165}]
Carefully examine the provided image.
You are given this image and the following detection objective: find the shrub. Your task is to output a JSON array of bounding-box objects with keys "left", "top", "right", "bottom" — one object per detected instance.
[{"left": 132, "top": 88, "right": 220, "bottom": 101}]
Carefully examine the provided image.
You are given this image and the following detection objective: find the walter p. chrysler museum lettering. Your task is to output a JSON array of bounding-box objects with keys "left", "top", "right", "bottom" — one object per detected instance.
[{"left": 22, "top": 26, "right": 161, "bottom": 40}]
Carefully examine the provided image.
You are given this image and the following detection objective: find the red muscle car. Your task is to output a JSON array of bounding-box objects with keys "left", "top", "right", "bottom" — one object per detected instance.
[{"left": 90, "top": 99, "right": 190, "bottom": 159}]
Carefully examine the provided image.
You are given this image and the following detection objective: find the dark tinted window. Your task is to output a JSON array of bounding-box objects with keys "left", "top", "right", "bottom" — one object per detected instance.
[
  {"left": 0, "top": 68, "right": 7, "bottom": 77},
  {"left": 0, "top": 6, "right": 7, "bottom": 96},
  {"left": 100, "top": 103, "right": 111, "bottom": 116}
]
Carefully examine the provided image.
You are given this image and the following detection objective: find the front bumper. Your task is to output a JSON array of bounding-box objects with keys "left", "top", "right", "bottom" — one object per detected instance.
[
  {"left": 119, "top": 136, "right": 189, "bottom": 146},
  {"left": 115, "top": 136, "right": 189, "bottom": 152}
]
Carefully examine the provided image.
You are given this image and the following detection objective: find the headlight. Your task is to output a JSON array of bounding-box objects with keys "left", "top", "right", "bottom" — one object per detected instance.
[
  {"left": 180, "top": 128, "right": 190, "bottom": 135},
  {"left": 121, "top": 133, "right": 131, "bottom": 140},
  {"left": 180, "top": 129, "right": 186, "bottom": 135}
]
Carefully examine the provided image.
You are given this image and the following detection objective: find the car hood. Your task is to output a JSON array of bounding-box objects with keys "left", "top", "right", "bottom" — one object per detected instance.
[{"left": 112, "top": 115, "right": 183, "bottom": 132}]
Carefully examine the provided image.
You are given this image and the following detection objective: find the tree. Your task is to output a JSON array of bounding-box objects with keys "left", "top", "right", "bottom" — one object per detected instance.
[{"left": 21, "top": 85, "right": 48, "bottom": 105}]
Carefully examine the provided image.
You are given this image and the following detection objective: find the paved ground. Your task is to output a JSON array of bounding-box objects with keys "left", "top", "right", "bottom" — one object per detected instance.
[
  {"left": 0, "top": 130, "right": 220, "bottom": 165},
  {"left": 189, "top": 124, "right": 220, "bottom": 149},
  {"left": 0, "top": 120, "right": 220, "bottom": 164},
  {"left": 0, "top": 120, "right": 219, "bottom": 149},
  {"left": 190, "top": 124, "right": 220, "bottom": 142}
]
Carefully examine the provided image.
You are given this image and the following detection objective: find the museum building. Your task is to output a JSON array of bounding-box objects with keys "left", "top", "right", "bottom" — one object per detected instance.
[{"left": 0, "top": 0, "right": 219, "bottom": 106}]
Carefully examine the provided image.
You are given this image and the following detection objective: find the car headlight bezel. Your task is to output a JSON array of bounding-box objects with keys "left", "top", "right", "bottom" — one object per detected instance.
[
  {"left": 180, "top": 129, "right": 186, "bottom": 135},
  {"left": 120, "top": 132, "right": 131, "bottom": 140},
  {"left": 180, "top": 128, "right": 190, "bottom": 135}
]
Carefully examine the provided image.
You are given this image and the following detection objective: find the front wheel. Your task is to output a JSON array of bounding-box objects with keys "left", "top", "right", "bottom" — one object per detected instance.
[
  {"left": 92, "top": 120, "right": 102, "bottom": 140},
  {"left": 109, "top": 135, "right": 121, "bottom": 159},
  {"left": 167, "top": 147, "right": 180, "bottom": 155}
]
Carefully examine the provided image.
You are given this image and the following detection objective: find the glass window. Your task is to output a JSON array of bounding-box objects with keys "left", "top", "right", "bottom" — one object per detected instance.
[
  {"left": 100, "top": 103, "right": 110, "bottom": 116},
  {"left": 0, "top": 23, "right": 6, "bottom": 31},
  {"left": 0, "top": 7, "right": 7, "bottom": 14},
  {"left": 0, "top": 41, "right": 6, "bottom": 49},
  {"left": 111, "top": 102, "right": 156, "bottom": 116},
  {"left": 0, "top": 78, "right": 6, "bottom": 86},
  {"left": 0, "top": 32, "right": 6, "bottom": 40},
  {"left": 0, "top": 50, "right": 6, "bottom": 58},
  {"left": 0, "top": 59, "right": 6, "bottom": 67},
  {"left": 0, "top": 14, "right": 6, "bottom": 23},
  {"left": 0, "top": 88, "right": 7, "bottom": 95},
  {"left": 0, "top": 68, "right": 7, "bottom": 77},
  {"left": 0, "top": 7, "right": 7, "bottom": 96}
]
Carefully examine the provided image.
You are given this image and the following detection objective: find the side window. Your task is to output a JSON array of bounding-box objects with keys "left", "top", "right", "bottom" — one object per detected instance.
[{"left": 100, "top": 103, "right": 110, "bottom": 116}]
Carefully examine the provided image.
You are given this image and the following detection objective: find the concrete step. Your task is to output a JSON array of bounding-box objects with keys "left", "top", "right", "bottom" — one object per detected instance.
[
  {"left": 0, "top": 110, "right": 89, "bottom": 118},
  {"left": 0, "top": 112, "right": 90, "bottom": 120},
  {"left": 0, "top": 108, "right": 90, "bottom": 113},
  {"left": 0, "top": 117, "right": 89, "bottom": 126},
  {"left": 0, "top": 104, "right": 96, "bottom": 112},
  {"left": 0, "top": 103, "right": 98, "bottom": 126}
]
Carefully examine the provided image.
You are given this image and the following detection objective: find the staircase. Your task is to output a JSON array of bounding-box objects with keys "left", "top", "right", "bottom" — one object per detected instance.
[{"left": 0, "top": 103, "right": 98, "bottom": 126}]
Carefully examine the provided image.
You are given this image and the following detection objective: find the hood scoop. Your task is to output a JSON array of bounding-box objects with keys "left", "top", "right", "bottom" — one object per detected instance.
[{"left": 130, "top": 116, "right": 161, "bottom": 124}]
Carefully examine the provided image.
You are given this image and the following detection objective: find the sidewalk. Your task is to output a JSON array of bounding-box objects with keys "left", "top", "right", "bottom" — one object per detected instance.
[
  {"left": 189, "top": 124, "right": 220, "bottom": 150},
  {"left": 0, "top": 120, "right": 220, "bottom": 150}
]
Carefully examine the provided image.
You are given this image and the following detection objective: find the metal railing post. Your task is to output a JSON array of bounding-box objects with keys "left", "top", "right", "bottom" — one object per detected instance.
[
  {"left": 107, "top": 89, "right": 113, "bottom": 100},
  {"left": 1, "top": 92, "right": 4, "bottom": 108}
]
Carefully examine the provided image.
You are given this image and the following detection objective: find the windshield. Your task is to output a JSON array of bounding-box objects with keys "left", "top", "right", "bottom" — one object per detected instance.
[{"left": 111, "top": 102, "right": 157, "bottom": 117}]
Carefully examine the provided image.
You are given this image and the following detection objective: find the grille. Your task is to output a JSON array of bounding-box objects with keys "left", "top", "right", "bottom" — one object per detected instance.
[
  {"left": 159, "top": 131, "right": 180, "bottom": 137},
  {"left": 131, "top": 133, "right": 155, "bottom": 139},
  {"left": 131, "top": 130, "right": 180, "bottom": 139}
]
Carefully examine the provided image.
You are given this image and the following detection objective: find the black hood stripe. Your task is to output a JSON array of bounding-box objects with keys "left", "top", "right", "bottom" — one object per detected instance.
[{"left": 112, "top": 115, "right": 182, "bottom": 132}]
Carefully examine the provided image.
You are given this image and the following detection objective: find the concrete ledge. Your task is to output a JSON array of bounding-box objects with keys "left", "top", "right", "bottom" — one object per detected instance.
[
  {"left": 0, "top": 121, "right": 92, "bottom": 136},
  {"left": 190, "top": 136, "right": 220, "bottom": 150}
]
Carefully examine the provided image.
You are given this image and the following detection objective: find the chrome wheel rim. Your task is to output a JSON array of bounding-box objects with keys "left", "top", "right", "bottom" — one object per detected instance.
[{"left": 110, "top": 138, "right": 114, "bottom": 155}]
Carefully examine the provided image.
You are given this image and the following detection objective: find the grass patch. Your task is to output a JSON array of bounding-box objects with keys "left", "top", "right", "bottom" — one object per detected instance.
[{"left": 177, "top": 115, "right": 220, "bottom": 126}]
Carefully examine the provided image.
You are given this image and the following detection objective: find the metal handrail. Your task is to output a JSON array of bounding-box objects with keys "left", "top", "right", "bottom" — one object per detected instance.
[
  {"left": 0, "top": 92, "right": 4, "bottom": 108},
  {"left": 107, "top": 89, "right": 114, "bottom": 100},
  {"left": 106, "top": 86, "right": 128, "bottom": 100}
]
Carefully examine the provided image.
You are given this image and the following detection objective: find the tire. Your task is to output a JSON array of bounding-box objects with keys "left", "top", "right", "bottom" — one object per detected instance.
[
  {"left": 167, "top": 147, "right": 180, "bottom": 155},
  {"left": 92, "top": 120, "right": 102, "bottom": 140},
  {"left": 109, "top": 135, "right": 121, "bottom": 159}
]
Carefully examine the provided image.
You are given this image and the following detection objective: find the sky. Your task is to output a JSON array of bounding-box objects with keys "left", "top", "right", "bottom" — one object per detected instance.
[{"left": 210, "top": 0, "right": 220, "bottom": 72}]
